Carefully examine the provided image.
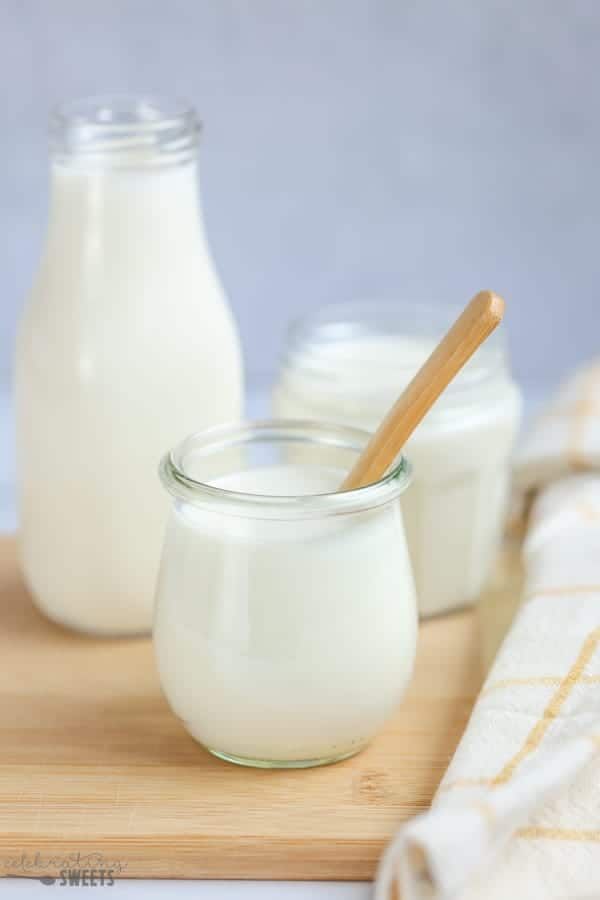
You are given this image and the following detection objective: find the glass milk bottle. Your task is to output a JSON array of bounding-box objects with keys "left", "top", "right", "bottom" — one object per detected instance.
[{"left": 15, "top": 95, "right": 243, "bottom": 636}]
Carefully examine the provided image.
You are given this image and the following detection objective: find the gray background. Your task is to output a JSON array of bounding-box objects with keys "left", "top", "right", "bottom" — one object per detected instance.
[{"left": 2, "top": 0, "right": 600, "bottom": 390}]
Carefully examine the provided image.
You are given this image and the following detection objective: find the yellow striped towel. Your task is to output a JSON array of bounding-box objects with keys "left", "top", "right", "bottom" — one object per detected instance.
[{"left": 375, "top": 361, "right": 600, "bottom": 900}]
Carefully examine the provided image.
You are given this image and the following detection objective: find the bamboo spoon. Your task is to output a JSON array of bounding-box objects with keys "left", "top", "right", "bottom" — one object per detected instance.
[{"left": 340, "top": 290, "right": 505, "bottom": 491}]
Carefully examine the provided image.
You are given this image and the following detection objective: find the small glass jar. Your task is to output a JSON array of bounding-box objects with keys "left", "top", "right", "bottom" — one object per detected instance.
[
  {"left": 154, "top": 420, "right": 417, "bottom": 768},
  {"left": 273, "top": 301, "right": 523, "bottom": 617}
]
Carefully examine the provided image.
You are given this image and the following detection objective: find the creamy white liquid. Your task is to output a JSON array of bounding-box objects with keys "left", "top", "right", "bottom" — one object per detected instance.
[
  {"left": 16, "top": 161, "right": 243, "bottom": 634},
  {"left": 154, "top": 463, "right": 417, "bottom": 764},
  {"left": 274, "top": 334, "right": 522, "bottom": 616}
]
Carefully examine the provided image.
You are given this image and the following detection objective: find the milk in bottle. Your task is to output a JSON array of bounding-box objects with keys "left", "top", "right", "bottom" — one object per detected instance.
[{"left": 15, "top": 95, "right": 243, "bottom": 635}]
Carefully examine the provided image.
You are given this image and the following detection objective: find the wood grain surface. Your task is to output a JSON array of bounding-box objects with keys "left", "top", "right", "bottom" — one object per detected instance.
[{"left": 0, "top": 537, "right": 482, "bottom": 881}]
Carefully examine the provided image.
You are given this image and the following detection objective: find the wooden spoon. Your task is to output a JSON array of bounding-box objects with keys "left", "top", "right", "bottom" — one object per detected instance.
[{"left": 340, "top": 290, "right": 505, "bottom": 491}]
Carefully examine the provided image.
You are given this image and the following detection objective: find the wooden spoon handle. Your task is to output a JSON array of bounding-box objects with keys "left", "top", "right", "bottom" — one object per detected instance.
[{"left": 340, "top": 291, "right": 505, "bottom": 491}]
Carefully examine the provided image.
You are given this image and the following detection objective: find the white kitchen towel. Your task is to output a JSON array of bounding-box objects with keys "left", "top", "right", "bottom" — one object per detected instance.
[{"left": 375, "top": 361, "right": 600, "bottom": 900}]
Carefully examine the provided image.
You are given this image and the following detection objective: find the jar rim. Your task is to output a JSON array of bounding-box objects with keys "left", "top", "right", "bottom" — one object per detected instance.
[
  {"left": 159, "top": 419, "right": 412, "bottom": 519},
  {"left": 282, "top": 298, "right": 509, "bottom": 407},
  {"left": 50, "top": 94, "right": 200, "bottom": 167}
]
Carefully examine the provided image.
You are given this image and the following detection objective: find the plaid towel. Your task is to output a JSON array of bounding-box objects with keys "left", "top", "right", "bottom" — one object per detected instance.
[{"left": 375, "top": 362, "right": 600, "bottom": 900}]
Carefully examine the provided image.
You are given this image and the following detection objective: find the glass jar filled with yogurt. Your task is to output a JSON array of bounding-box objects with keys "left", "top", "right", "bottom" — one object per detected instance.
[
  {"left": 154, "top": 420, "right": 417, "bottom": 768},
  {"left": 273, "top": 301, "right": 522, "bottom": 617}
]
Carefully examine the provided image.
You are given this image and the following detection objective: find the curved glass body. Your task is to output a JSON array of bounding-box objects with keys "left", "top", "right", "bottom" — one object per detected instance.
[{"left": 154, "top": 420, "right": 417, "bottom": 768}]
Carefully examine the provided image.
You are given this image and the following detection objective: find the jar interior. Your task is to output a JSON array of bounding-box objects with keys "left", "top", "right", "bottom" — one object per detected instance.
[{"left": 177, "top": 426, "right": 360, "bottom": 490}]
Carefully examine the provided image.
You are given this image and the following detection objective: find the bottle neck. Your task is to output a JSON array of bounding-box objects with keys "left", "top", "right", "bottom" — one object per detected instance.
[
  {"left": 46, "top": 158, "right": 204, "bottom": 252},
  {"left": 45, "top": 95, "right": 204, "bottom": 253}
]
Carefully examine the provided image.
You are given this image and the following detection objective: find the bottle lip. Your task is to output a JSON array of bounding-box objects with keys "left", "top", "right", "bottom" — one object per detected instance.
[
  {"left": 281, "top": 299, "right": 511, "bottom": 411},
  {"left": 159, "top": 418, "right": 412, "bottom": 520},
  {"left": 50, "top": 94, "right": 200, "bottom": 167}
]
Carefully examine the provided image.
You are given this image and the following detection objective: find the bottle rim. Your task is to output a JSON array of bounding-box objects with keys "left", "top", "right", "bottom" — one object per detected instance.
[{"left": 50, "top": 94, "right": 200, "bottom": 167}]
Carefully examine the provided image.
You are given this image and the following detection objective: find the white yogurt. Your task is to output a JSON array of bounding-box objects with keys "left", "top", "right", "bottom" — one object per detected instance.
[
  {"left": 274, "top": 309, "right": 522, "bottom": 617},
  {"left": 154, "top": 445, "right": 417, "bottom": 767}
]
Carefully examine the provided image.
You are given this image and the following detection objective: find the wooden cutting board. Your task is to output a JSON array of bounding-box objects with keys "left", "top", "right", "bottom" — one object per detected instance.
[{"left": 0, "top": 536, "right": 482, "bottom": 881}]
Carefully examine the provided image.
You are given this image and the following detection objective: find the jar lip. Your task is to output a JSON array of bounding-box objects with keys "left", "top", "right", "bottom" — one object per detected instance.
[
  {"left": 287, "top": 297, "right": 505, "bottom": 343},
  {"left": 159, "top": 419, "right": 412, "bottom": 519},
  {"left": 50, "top": 94, "right": 200, "bottom": 167},
  {"left": 283, "top": 298, "right": 509, "bottom": 405}
]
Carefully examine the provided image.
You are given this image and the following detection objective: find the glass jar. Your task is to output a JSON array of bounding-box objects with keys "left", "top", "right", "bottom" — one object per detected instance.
[
  {"left": 154, "top": 420, "right": 417, "bottom": 768},
  {"left": 273, "top": 301, "right": 522, "bottom": 617},
  {"left": 15, "top": 95, "right": 242, "bottom": 635}
]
